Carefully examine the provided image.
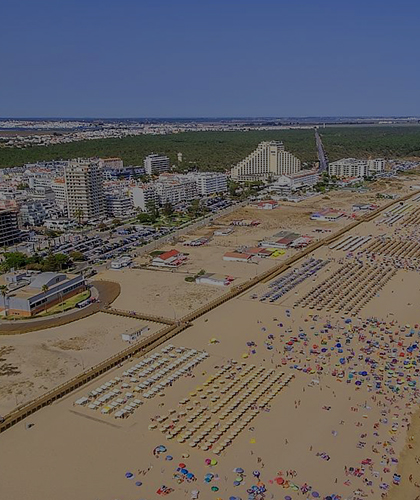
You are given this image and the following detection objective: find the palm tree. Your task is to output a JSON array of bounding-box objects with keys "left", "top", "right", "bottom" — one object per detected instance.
[
  {"left": 41, "top": 284, "right": 49, "bottom": 313},
  {"left": 74, "top": 208, "right": 84, "bottom": 226},
  {"left": 0, "top": 285, "right": 8, "bottom": 317}
]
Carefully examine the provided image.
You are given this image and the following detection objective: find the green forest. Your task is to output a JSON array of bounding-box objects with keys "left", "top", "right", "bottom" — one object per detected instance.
[{"left": 1, "top": 126, "right": 420, "bottom": 171}]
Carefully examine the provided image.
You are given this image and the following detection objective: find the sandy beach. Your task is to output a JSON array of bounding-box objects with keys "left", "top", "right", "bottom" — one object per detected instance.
[{"left": 1, "top": 173, "right": 420, "bottom": 500}]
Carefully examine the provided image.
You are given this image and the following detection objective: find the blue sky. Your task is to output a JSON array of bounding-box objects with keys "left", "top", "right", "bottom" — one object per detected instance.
[{"left": 1, "top": 0, "right": 419, "bottom": 118}]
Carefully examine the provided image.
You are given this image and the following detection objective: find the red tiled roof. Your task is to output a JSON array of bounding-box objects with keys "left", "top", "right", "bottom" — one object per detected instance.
[{"left": 157, "top": 249, "right": 180, "bottom": 261}]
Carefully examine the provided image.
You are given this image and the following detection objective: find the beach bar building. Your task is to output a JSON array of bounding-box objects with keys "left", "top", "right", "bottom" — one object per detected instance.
[
  {"left": 121, "top": 325, "right": 149, "bottom": 342},
  {"left": 152, "top": 249, "right": 187, "bottom": 268}
]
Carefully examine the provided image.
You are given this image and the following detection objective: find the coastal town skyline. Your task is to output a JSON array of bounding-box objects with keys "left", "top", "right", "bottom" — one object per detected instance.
[{"left": 2, "top": 2, "right": 420, "bottom": 500}]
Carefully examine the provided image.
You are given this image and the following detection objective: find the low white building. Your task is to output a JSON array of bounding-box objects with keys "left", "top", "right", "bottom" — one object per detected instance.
[
  {"left": 196, "top": 273, "right": 234, "bottom": 287},
  {"left": 152, "top": 249, "right": 187, "bottom": 267},
  {"left": 111, "top": 256, "right": 132, "bottom": 269},
  {"left": 121, "top": 325, "right": 149, "bottom": 342},
  {"left": 44, "top": 218, "right": 76, "bottom": 231},
  {"left": 271, "top": 168, "right": 319, "bottom": 192}
]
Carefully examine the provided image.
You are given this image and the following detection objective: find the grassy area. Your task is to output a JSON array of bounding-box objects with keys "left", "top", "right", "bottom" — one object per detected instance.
[
  {"left": 150, "top": 250, "right": 164, "bottom": 257},
  {"left": 1, "top": 126, "right": 420, "bottom": 170},
  {"left": 36, "top": 290, "right": 90, "bottom": 317}
]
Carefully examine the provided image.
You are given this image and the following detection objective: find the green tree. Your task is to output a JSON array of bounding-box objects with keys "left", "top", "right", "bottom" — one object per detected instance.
[
  {"left": 0, "top": 285, "right": 9, "bottom": 317},
  {"left": 73, "top": 208, "right": 84, "bottom": 225},
  {"left": 145, "top": 199, "right": 159, "bottom": 223},
  {"left": 136, "top": 212, "right": 152, "bottom": 224},
  {"left": 162, "top": 202, "right": 174, "bottom": 217},
  {"left": 188, "top": 199, "right": 203, "bottom": 217},
  {"left": 1, "top": 252, "right": 29, "bottom": 272},
  {"left": 69, "top": 250, "right": 85, "bottom": 261}
]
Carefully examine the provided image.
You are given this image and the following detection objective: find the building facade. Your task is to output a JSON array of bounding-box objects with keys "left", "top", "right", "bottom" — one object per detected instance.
[
  {"left": 19, "top": 200, "right": 55, "bottom": 227},
  {"left": 105, "top": 191, "right": 133, "bottom": 217},
  {"left": 144, "top": 154, "right": 170, "bottom": 176},
  {"left": 64, "top": 159, "right": 105, "bottom": 222},
  {"left": 0, "top": 272, "right": 86, "bottom": 317},
  {"left": 271, "top": 168, "right": 320, "bottom": 192},
  {"left": 155, "top": 174, "right": 198, "bottom": 204},
  {"left": 329, "top": 158, "right": 385, "bottom": 179},
  {"left": 99, "top": 157, "right": 124, "bottom": 170},
  {"left": 131, "top": 184, "right": 159, "bottom": 212},
  {"left": 0, "top": 210, "right": 21, "bottom": 247},
  {"left": 367, "top": 158, "right": 385, "bottom": 174},
  {"left": 188, "top": 172, "right": 228, "bottom": 195},
  {"left": 231, "top": 141, "right": 302, "bottom": 181},
  {"left": 51, "top": 178, "right": 68, "bottom": 214}
]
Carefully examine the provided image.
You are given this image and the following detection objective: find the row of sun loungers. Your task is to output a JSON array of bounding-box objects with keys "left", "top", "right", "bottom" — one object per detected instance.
[
  {"left": 259, "top": 258, "right": 329, "bottom": 303},
  {"left": 74, "top": 345, "right": 209, "bottom": 419},
  {"left": 152, "top": 361, "right": 294, "bottom": 454},
  {"left": 295, "top": 261, "right": 396, "bottom": 314}
]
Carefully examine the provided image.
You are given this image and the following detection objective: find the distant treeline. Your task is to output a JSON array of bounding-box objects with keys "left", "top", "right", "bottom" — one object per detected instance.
[{"left": 1, "top": 126, "right": 420, "bottom": 170}]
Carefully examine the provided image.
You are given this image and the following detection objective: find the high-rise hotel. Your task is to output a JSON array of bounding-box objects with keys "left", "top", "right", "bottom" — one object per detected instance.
[
  {"left": 231, "top": 141, "right": 301, "bottom": 181},
  {"left": 64, "top": 159, "right": 105, "bottom": 222}
]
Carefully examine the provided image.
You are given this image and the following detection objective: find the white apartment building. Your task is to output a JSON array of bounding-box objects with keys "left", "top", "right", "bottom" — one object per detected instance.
[
  {"left": 329, "top": 158, "right": 385, "bottom": 179},
  {"left": 271, "top": 168, "right": 319, "bottom": 192},
  {"left": 19, "top": 200, "right": 55, "bottom": 227},
  {"left": 367, "top": 158, "right": 385, "bottom": 174},
  {"left": 144, "top": 154, "right": 170, "bottom": 176},
  {"left": 231, "top": 141, "right": 302, "bottom": 181},
  {"left": 99, "top": 157, "right": 123, "bottom": 169},
  {"left": 131, "top": 184, "right": 159, "bottom": 212},
  {"left": 187, "top": 172, "right": 227, "bottom": 195},
  {"left": 155, "top": 174, "right": 198, "bottom": 204},
  {"left": 64, "top": 159, "right": 105, "bottom": 222},
  {"left": 51, "top": 178, "right": 67, "bottom": 214},
  {"left": 26, "top": 171, "right": 54, "bottom": 190},
  {"left": 105, "top": 191, "right": 133, "bottom": 217}
]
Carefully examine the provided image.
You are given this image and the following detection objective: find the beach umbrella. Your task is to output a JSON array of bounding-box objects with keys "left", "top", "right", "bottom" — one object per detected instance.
[
  {"left": 312, "top": 492, "right": 319, "bottom": 498},
  {"left": 125, "top": 472, "right": 133, "bottom": 478}
]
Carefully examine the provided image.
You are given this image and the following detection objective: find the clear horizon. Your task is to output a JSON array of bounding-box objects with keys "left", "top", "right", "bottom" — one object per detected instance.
[{"left": 1, "top": 0, "right": 420, "bottom": 118}]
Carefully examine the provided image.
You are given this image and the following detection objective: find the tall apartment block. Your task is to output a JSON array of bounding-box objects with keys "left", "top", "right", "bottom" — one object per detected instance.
[
  {"left": 0, "top": 210, "right": 21, "bottom": 247},
  {"left": 64, "top": 159, "right": 105, "bottom": 222},
  {"left": 231, "top": 141, "right": 301, "bottom": 181},
  {"left": 188, "top": 172, "right": 228, "bottom": 195},
  {"left": 144, "top": 154, "right": 170, "bottom": 176}
]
